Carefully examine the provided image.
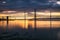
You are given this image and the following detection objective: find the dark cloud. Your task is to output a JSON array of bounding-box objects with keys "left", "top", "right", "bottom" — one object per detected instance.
[{"left": 0, "top": 0, "right": 60, "bottom": 10}]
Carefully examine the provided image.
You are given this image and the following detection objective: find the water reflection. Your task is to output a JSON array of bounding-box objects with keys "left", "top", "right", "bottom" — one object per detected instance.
[
  {"left": 51, "top": 21, "right": 60, "bottom": 28},
  {"left": 0, "top": 19, "right": 60, "bottom": 29}
]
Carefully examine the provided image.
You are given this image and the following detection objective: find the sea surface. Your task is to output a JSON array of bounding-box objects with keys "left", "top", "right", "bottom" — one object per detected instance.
[
  {"left": 0, "top": 19, "right": 60, "bottom": 40},
  {"left": 0, "top": 20, "right": 60, "bottom": 28}
]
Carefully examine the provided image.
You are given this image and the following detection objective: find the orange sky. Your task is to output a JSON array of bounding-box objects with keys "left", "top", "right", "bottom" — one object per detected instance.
[
  {"left": 0, "top": 11, "right": 60, "bottom": 19},
  {"left": 0, "top": 11, "right": 60, "bottom": 29}
]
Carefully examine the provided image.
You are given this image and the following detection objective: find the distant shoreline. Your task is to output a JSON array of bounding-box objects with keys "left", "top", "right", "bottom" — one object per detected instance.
[{"left": 0, "top": 18, "right": 60, "bottom": 21}]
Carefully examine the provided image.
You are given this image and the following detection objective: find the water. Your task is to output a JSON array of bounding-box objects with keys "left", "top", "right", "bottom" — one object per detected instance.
[
  {"left": 0, "top": 20, "right": 60, "bottom": 40},
  {"left": 0, "top": 20, "right": 60, "bottom": 29}
]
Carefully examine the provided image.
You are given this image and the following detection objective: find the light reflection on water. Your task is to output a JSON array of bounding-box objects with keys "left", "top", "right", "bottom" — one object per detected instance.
[{"left": 0, "top": 20, "right": 60, "bottom": 29}]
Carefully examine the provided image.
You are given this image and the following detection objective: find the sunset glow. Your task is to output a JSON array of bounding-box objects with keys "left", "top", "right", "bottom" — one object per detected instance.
[
  {"left": 0, "top": 0, "right": 60, "bottom": 39},
  {"left": 0, "top": 11, "right": 60, "bottom": 19},
  {"left": 0, "top": 11, "right": 60, "bottom": 29}
]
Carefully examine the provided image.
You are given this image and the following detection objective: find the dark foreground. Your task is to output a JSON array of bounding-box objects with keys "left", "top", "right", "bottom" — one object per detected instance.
[{"left": 0, "top": 27, "right": 60, "bottom": 40}]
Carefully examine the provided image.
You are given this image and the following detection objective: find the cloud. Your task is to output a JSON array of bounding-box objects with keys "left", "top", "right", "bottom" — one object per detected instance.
[{"left": 0, "top": 0, "right": 60, "bottom": 10}]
